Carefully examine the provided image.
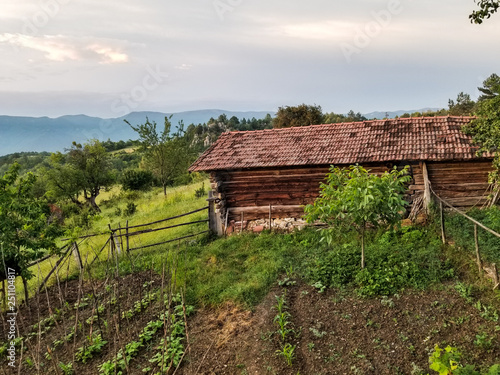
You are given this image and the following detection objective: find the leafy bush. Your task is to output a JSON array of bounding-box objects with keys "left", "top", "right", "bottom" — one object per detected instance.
[
  {"left": 194, "top": 182, "right": 206, "bottom": 199},
  {"left": 305, "top": 227, "right": 453, "bottom": 296},
  {"left": 121, "top": 169, "right": 154, "bottom": 191},
  {"left": 307, "top": 243, "right": 360, "bottom": 288},
  {"left": 124, "top": 202, "right": 137, "bottom": 216}
]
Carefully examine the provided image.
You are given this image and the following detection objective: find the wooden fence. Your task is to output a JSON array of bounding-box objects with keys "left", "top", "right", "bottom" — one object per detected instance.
[
  {"left": 31, "top": 205, "right": 210, "bottom": 293},
  {"left": 432, "top": 188, "right": 500, "bottom": 290}
]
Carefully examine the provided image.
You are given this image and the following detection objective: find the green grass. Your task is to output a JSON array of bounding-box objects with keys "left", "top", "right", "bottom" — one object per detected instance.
[
  {"left": 87, "top": 223, "right": 454, "bottom": 309},
  {"left": 14, "top": 180, "right": 209, "bottom": 304},
  {"left": 444, "top": 206, "right": 500, "bottom": 264},
  {"left": 14, "top": 179, "right": 488, "bottom": 312},
  {"left": 90, "top": 229, "right": 320, "bottom": 308}
]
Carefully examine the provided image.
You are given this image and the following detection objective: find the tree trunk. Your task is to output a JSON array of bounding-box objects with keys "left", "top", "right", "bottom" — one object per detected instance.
[
  {"left": 163, "top": 183, "right": 167, "bottom": 196},
  {"left": 87, "top": 195, "right": 101, "bottom": 212}
]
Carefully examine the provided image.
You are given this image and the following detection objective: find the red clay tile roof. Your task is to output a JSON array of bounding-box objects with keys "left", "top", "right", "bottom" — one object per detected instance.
[{"left": 189, "top": 116, "right": 487, "bottom": 172}]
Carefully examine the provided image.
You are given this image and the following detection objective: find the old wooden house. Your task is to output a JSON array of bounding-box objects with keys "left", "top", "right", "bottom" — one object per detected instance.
[{"left": 189, "top": 116, "right": 494, "bottom": 233}]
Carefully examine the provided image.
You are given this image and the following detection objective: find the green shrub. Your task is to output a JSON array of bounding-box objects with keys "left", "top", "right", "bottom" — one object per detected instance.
[
  {"left": 121, "top": 169, "right": 154, "bottom": 191},
  {"left": 307, "top": 244, "right": 360, "bottom": 288},
  {"left": 194, "top": 182, "right": 206, "bottom": 199},
  {"left": 124, "top": 202, "right": 137, "bottom": 216},
  {"left": 305, "top": 227, "right": 453, "bottom": 296}
]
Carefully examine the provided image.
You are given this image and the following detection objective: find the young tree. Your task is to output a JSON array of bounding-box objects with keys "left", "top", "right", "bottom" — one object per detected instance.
[
  {"left": 304, "top": 165, "right": 410, "bottom": 268},
  {"left": 272, "top": 104, "right": 324, "bottom": 129},
  {"left": 127, "top": 116, "right": 192, "bottom": 196},
  {"left": 0, "top": 163, "right": 61, "bottom": 303}
]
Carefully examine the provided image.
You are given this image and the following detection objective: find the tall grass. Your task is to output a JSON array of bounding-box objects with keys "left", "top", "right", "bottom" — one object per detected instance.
[
  {"left": 445, "top": 207, "right": 500, "bottom": 264},
  {"left": 90, "top": 229, "right": 322, "bottom": 308},
  {"left": 17, "top": 180, "right": 209, "bottom": 303}
]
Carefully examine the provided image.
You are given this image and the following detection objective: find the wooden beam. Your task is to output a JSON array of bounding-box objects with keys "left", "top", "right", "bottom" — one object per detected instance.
[{"left": 421, "top": 161, "right": 432, "bottom": 214}]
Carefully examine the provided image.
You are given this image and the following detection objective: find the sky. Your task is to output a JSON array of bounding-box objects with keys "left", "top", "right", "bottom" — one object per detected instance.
[{"left": 0, "top": 0, "right": 499, "bottom": 118}]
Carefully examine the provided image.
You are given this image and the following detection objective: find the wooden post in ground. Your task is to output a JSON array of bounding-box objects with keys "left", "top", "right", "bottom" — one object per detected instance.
[
  {"left": 224, "top": 210, "right": 229, "bottom": 236},
  {"left": 116, "top": 223, "right": 122, "bottom": 255},
  {"left": 126, "top": 220, "right": 130, "bottom": 252},
  {"left": 72, "top": 242, "right": 83, "bottom": 272},
  {"left": 269, "top": 204, "right": 272, "bottom": 232},
  {"left": 492, "top": 263, "right": 499, "bottom": 290},
  {"left": 207, "top": 190, "right": 223, "bottom": 236},
  {"left": 421, "top": 162, "right": 432, "bottom": 214},
  {"left": 440, "top": 201, "right": 446, "bottom": 244},
  {"left": 475, "top": 224, "right": 483, "bottom": 275}
]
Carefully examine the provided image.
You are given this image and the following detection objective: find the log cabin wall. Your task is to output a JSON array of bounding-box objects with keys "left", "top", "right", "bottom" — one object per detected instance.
[
  {"left": 425, "top": 160, "right": 494, "bottom": 208},
  {"left": 210, "top": 163, "right": 418, "bottom": 225}
]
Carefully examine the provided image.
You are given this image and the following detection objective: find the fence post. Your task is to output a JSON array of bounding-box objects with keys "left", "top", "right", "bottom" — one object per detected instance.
[
  {"left": 440, "top": 201, "right": 446, "bottom": 244},
  {"left": 116, "top": 223, "right": 122, "bottom": 255},
  {"left": 269, "top": 204, "right": 272, "bottom": 232},
  {"left": 492, "top": 264, "right": 499, "bottom": 290},
  {"left": 475, "top": 224, "right": 482, "bottom": 275},
  {"left": 207, "top": 191, "right": 223, "bottom": 236},
  {"left": 72, "top": 242, "right": 83, "bottom": 272},
  {"left": 126, "top": 220, "right": 130, "bottom": 252}
]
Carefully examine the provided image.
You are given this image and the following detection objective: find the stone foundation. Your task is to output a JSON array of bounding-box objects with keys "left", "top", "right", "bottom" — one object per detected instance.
[{"left": 225, "top": 217, "right": 308, "bottom": 234}]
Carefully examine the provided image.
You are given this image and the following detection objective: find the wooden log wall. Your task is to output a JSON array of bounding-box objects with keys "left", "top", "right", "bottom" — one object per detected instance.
[
  {"left": 210, "top": 160, "right": 493, "bottom": 227},
  {"left": 426, "top": 160, "right": 493, "bottom": 208},
  {"left": 211, "top": 164, "right": 411, "bottom": 223}
]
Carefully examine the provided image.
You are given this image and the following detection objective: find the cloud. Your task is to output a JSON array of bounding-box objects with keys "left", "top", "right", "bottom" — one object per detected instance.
[
  {"left": 174, "top": 63, "right": 193, "bottom": 70},
  {"left": 0, "top": 33, "right": 129, "bottom": 63},
  {"left": 278, "top": 20, "right": 355, "bottom": 41},
  {"left": 87, "top": 44, "right": 129, "bottom": 64}
]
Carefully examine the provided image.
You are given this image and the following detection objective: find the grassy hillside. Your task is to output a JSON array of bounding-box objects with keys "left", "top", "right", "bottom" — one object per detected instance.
[
  {"left": 2, "top": 182, "right": 500, "bottom": 374},
  {"left": 16, "top": 180, "right": 210, "bottom": 303}
]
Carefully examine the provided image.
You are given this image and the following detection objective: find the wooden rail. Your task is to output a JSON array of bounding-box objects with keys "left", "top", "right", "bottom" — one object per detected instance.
[
  {"left": 431, "top": 187, "right": 500, "bottom": 289},
  {"left": 34, "top": 205, "right": 210, "bottom": 294}
]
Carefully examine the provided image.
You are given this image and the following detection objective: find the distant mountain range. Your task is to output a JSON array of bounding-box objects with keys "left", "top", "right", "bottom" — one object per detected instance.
[
  {"left": 0, "top": 110, "right": 273, "bottom": 156},
  {"left": 363, "top": 108, "right": 440, "bottom": 120},
  {"left": 0, "top": 108, "right": 441, "bottom": 156}
]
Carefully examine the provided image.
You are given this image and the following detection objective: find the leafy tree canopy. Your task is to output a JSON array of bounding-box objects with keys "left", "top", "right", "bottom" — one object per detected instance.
[
  {"left": 470, "top": 0, "right": 500, "bottom": 23},
  {"left": 478, "top": 73, "right": 500, "bottom": 101},
  {"left": 323, "top": 110, "right": 367, "bottom": 124},
  {"left": 0, "top": 163, "right": 61, "bottom": 285},
  {"left": 272, "top": 104, "right": 324, "bottom": 129},
  {"left": 463, "top": 73, "right": 500, "bottom": 184},
  {"left": 66, "top": 140, "right": 115, "bottom": 211},
  {"left": 448, "top": 92, "right": 476, "bottom": 116}
]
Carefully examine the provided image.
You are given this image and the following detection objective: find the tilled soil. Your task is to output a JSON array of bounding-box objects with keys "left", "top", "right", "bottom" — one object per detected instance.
[{"left": 1, "top": 277, "right": 500, "bottom": 375}]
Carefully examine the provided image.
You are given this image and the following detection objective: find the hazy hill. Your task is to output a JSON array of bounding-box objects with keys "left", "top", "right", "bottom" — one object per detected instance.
[
  {"left": 0, "top": 110, "right": 273, "bottom": 156},
  {"left": 0, "top": 108, "right": 442, "bottom": 156},
  {"left": 364, "top": 108, "right": 441, "bottom": 119}
]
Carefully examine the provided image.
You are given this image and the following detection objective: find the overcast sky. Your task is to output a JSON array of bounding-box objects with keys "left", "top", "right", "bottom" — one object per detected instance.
[{"left": 1, "top": 0, "right": 499, "bottom": 118}]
